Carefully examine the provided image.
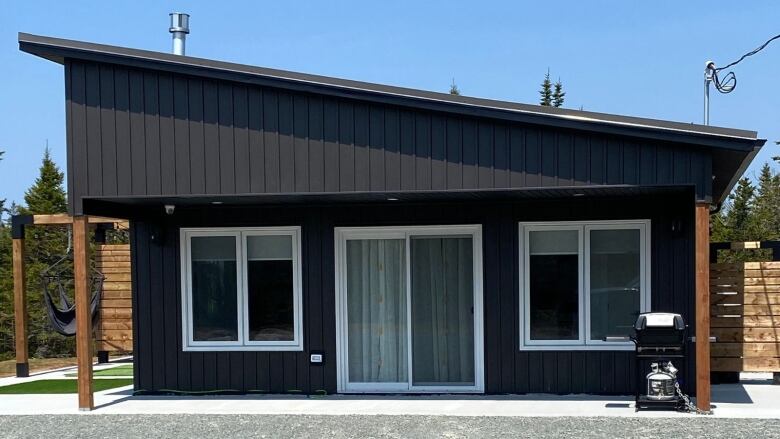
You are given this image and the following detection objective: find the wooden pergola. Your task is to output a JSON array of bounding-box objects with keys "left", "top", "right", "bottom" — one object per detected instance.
[
  {"left": 11, "top": 213, "right": 128, "bottom": 411},
  {"left": 12, "top": 210, "right": 712, "bottom": 412}
]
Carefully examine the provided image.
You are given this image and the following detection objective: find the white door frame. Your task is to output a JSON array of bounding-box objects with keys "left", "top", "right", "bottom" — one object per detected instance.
[{"left": 334, "top": 225, "right": 485, "bottom": 393}]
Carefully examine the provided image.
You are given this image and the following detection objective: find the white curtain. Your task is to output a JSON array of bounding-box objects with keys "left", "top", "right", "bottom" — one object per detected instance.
[
  {"left": 410, "top": 236, "right": 474, "bottom": 386},
  {"left": 346, "top": 239, "right": 408, "bottom": 383}
]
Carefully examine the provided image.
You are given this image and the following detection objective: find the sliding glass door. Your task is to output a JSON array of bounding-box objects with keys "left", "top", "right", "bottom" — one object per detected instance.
[
  {"left": 345, "top": 238, "right": 408, "bottom": 390},
  {"left": 410, "top": 236, "right": 475, "bottom": 387},
  {"left": 336, "top": 226, "right": 483, "bottom": 393}
]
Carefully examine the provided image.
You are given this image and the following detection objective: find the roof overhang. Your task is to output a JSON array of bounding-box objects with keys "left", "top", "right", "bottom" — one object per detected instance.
[
  {"left": 81, "top": 186, "right": 694, "bottom": 219},
  {"left": 19, "top": 32, "right": 764, "bottom": 153}
]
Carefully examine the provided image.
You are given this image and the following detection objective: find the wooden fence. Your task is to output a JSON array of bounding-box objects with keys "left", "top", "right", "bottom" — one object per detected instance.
[
  {"left": 94, "top": 244, "right": 133, "bottom": 352},
  {"left": 710, "top": 242, "right": 780, "bottom": 373}
]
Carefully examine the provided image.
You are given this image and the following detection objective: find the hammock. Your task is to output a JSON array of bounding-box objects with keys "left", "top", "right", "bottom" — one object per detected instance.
[
  {"left": 41, "top": 273, "right": 104, "bottom": 336},
  {"left": 39, "top": 229, "right": 105, "bottom": 337}
]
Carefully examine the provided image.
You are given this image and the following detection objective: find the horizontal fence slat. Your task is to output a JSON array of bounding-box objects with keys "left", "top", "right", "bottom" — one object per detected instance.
[
  {"left": 712, "top": 328, "right": 780, "bottom": 342},
  {"left": 102, "top": 282, "right": 132, "bottom": 291},
  {"left": 98, "top": 244, "right": 130, "bottom": 250},
  {"left": 711, "top": 315, "right": 779, "bottom": 327},
  {"left": 103, "top": 273, "right": 132, "bottom": 282},
  {"left": 712, "top": 357, "right": 780, "bottom": 372},
  {"left": 101, "top": 290, "right": 133, "bottom": 299},
  {"left": 99, "top": 321, "right": 133, "bottom": 330},
  {"left": 711, "top": 342, "right": 780, "bottom": 358},
  {"left": 96, "top": 340, "right": 133, "bottom": 352},
  {"left": 95, "top": 261, "right": 132, "bottom": 268},
  {"left": 100, "top": 299, "right": 132, "bottom": 309}
]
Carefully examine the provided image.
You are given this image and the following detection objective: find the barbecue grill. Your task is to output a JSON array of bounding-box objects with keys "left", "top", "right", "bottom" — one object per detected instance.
[{"left": 632, "top": 312, "right": 686, "bottom": 410}]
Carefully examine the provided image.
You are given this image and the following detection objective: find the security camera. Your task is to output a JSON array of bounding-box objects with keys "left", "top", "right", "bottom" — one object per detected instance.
[{"left": 164, "top": 204, "right": 175, "bottom": 215}]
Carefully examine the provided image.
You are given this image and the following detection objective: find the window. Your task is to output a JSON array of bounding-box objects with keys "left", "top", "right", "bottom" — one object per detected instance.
[
  {"left": 181, "top": 227, "right": 302, "bottom": 351},
  {"left": 519, "top": 220, "right": 650, "bottom": 350}
]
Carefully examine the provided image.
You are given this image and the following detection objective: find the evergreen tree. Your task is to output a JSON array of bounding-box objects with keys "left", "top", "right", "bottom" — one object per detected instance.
[
  {"left": 0, "top": 151, "right": 5, "bottom": 218},
  {"left": 14, "top": 148, "right": 74, "bottom": 358},
  {"left": 774, "top": 140, "right": 779, "bottom": 163},
  {"left": 449, "top": 79, "right": 461, "bottom": 96},
  {"left": 20, "top": 148, "right": 67, "bottom": 215},
  {"left": 721, "top": 177, "right": 756, "bottom": 242},
  {"left": 0, "top": 216, "right": 11, "bottom": 359},
  {"left": 539, "top": 70, "right": 553, "bottom": 106},
  {"left": 552, "top": 78, "right": 565, "bottom": 108},
  {"left": 750, "top": 163, "right": 780, "bottom": 240},
  {"left": 710, "top": 208, "right": 730, "bottom": 242}
]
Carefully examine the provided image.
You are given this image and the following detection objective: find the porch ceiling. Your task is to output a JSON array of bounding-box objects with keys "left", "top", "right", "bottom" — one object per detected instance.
[{"left": 81, "top": 185, "right": 693, "bottom": 218}]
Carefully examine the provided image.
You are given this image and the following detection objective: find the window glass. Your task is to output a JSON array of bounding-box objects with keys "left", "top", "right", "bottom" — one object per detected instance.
[
  {"left": 589, "top": 229, "right": 641, "bottom": 340},
  {"left": 528, "top": 230, "right": 579, "bottom": 340},
  {"left": 190, "top": 236, "right": 238, "bottom": 341},
  {"left": 346, "top": 239, "right": 408, "bottom": 383},
  {"left": 246, "top": 235, "right": 295, "bottom": 342},
  {"left": 410, "top": 236, "right": 475, "bottom": 386}
]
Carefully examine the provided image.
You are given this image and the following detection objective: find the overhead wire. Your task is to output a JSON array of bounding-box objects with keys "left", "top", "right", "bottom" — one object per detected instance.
[{"left": 709, "top": 33, "right": 780, "bottom": 94}]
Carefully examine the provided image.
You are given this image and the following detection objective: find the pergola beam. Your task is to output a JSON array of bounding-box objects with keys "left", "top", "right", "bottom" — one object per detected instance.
[
  {"left": 695, "top": 202, "right": 711, "bottom": 412},
  {"left": 12, "top": 238, "right": 28, "bottom": 377},
  {"left": 31, "top": 213, "right": 128, "bottom": 227},
  {"left": 73, "top": 215, "right": 94, "bottom": 410},
  {"left": 11, "top": 213, "right": 126, "bottom": 410}
]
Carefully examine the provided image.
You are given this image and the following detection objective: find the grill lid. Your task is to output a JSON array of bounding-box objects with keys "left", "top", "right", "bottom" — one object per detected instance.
[{"left": 635, "top": 312, "right": 685, "bottom": 331}]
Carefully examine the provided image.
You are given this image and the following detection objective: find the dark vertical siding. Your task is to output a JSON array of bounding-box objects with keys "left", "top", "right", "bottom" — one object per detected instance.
[
  {"left": 159, "top": 75, "right": 176, "bottom": 195},
  {"left": 98, "top": 65, "right": 117, "bottom": 196},
  {"left": 132, "top": 193, "right": 695, "bottom": 396},
  {"left": 67, "top": 60, "right": 715, "bottom": 214},
  {"left": 173, "top": 77, "right": 191, "bottom": 195},
  {"left": 233, "top": 86, "right": 250, "bottom": 194},
  {"left": 85, "top": 63, "right": 102, "bottom": 197}
]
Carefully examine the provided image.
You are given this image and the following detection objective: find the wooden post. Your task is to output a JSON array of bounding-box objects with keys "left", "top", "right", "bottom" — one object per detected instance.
[
  {"left": 73, "top": 216, "right": 94, "bottom": 410},
  {"left": 695, "top": 203, "right": 711, "bottom": 412},
  {"left": 12, "top": 238, "right": 28, "bottom": 377}
]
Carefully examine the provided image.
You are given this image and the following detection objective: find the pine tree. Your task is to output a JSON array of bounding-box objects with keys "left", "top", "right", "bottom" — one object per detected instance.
[
  {"left": 750, "top": 163, "right": 780, "bottom": 240},
  {"left": 0, "top": 151, "right": 5, "bottom": 218},
  {"left": 0, "top": 149, "right": 10, "bottom": 357},
  {"left": 20, "top": 148, "right": 67, "bottom": 215},
  {"left": 14, "top": 148, "right": 74, "bottom": 358},
  {"left": 539, "top": 70, "right": 553, "bottom": 106},
  {"left": 552, "top": 78, "right": 565, "bottom": 108},
  {"left": 0, "top": 217, "right": 12, "bottom": 359},
  {"left": 774, "top": 140, "right": 779, "bottom": 163},
  {"left": 449, "top": 79, "right": 461, "bottom": 96},
  {"left": 721, "top": 177, "right": 756, "bottom": 242}
]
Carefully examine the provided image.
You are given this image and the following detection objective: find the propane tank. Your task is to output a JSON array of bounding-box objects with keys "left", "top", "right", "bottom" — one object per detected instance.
[{"left": 646, "top": 361, "right": 677, "bottom": 401}]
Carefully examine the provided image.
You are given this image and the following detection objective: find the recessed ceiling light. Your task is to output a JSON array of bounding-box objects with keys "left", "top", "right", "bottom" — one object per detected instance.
[
  {"left": 387, "top": 197, "right": 399, "bottom": 201},
  {"left": 211, "top": 201, "right": 223, "bottom": 205},
  {"left": 572, "top": 193, "right": 585, "bottom": 197}
]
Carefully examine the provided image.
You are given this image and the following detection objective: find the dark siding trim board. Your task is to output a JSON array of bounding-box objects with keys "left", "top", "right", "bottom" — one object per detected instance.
[
  {"left": 65, "top": 60, "right": 717, "bottom": 214},
  {"left": 131, "top": 192, "right": 695, "bottom": 396}
]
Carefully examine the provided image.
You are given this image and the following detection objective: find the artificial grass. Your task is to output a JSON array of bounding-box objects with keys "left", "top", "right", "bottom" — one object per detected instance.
[
  {"left": 65, "top": 364, "right": 133, "bottom": 377},
  {"left": 0, "top": 378, "right": 133, "bottom": 394}
]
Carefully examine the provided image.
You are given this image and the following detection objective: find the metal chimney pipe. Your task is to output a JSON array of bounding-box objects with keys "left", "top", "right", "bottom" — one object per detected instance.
[{"left": 169, "top": 12, "right": 190, "bottom": 55}]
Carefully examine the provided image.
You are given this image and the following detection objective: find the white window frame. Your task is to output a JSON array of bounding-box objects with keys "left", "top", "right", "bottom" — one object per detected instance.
[
  {"left": 334, "top": 225, "right": 485, "bottom": 393},
  {"left": 518, "top": 220, "right": 651, "bottom": 351},
  {"left": 180, "top": 226, "right": 303, "bottom": 352}
]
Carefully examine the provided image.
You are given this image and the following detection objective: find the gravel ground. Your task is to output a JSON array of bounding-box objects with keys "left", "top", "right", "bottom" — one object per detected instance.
[{"left": 1, "top": 415, "right": 779, "bottom": 439}]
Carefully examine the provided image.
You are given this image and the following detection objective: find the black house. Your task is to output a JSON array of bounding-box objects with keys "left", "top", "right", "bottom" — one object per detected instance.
[{"left": 20, "top": 33, "right": 764, "bottom": 402}]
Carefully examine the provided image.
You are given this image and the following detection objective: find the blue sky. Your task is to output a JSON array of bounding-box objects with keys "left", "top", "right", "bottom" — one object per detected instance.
[{"left": 1, "top": 1, "right": 778, "bottom": 211}]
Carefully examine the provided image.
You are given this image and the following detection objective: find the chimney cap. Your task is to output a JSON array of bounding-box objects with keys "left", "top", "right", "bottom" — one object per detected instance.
[{"left": 169, "top": 12, "right": 190, "bottom": 34}]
